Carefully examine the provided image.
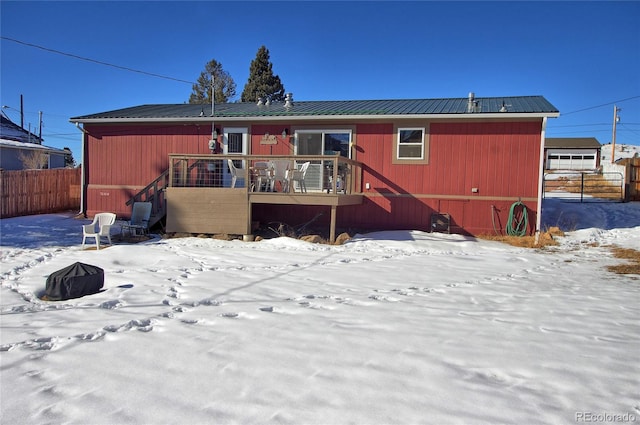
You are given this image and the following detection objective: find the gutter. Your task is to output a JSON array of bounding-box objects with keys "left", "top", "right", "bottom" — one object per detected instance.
[
  {"left": 74, "top": 122, "right": 87, "bottom": 217},
  {"left": 535, "top": 117, "right": 548, "bottom": 245}
]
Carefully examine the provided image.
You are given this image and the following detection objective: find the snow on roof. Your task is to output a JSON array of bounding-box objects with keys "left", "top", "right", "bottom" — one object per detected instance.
[{"left": 0, "top": 138, "right": 67, "bottom": 153}]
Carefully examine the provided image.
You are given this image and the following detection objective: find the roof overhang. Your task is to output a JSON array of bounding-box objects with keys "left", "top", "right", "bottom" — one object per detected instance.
[
  {"left": 0, "top": 139, "right": 67, "bottom": 153},
  {"left": 70, "top": 112, "right": 560, "bottom": 125}
]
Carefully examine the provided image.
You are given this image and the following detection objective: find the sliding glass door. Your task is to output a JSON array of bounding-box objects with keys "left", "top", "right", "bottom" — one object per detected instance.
[{"left": 294, "top": 130, "right": 351, "bottom": 191}]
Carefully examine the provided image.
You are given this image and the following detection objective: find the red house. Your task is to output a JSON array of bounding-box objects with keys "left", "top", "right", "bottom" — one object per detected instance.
[{"left": 70, "top": 93, "right": 559, "bottom": 241}]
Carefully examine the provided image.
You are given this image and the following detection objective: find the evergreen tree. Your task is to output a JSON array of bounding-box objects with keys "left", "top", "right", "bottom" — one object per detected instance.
[
  {"left": 63, "top": 147, "right": 76, "bottom": 168},
  {"left": 189, "top": 59, "right": 236, "bottom": 104},
  {"left": 241, "top": 46, "right": 285, "bottom": 103}
]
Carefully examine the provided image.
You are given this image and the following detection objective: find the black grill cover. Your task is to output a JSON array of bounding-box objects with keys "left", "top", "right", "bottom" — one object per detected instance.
[{"left": 45, "top": 262, "right": 104, "bottom": 301}]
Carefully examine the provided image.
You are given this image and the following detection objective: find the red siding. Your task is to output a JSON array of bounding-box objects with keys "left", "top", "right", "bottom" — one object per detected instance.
[
  {"left": 84, "top": 119, "right": 543, "bottom": 235},
  {"left": 353, "top": 121, "right": 541, "bottom": 198},
  {"left": 254, "top": 120, "right": 542, "bottom": 235},
  {"left": 250, "top": 125, "right": 294, "bottom": 155},
  {"left": 84, "top": 123, "right": 213, "bottom": 217}
]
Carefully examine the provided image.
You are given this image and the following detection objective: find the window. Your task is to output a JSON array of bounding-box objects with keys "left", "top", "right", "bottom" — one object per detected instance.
[
  {"left": 223, "top": 127, "right": 248, "bottom": 168},
  {"left": 294, "top": 129, "right": 353, "bottom": 191},
  {"left": 294, "top": 130, "right": 352, "bottom": 158},
  {"left": 397, "top": 128, "right": 425, "bottom": 160},
  {"left": 228, "top": 133, "right": 243, "bottom": 155}
]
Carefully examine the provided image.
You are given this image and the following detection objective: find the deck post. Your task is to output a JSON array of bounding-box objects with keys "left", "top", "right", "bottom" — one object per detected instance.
[
  {"left": 244, "top": 198, "right": 254, "bottom": 241},
  {"left": 330, "top": 205, "right": 337, "bottom": 243}
]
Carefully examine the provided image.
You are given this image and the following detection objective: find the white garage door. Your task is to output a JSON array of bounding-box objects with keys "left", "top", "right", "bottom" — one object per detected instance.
[{"left": 546, "top": 149, "right": 597, "bottom": 170}]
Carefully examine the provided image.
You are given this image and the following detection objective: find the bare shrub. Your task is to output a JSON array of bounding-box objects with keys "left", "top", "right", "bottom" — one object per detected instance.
[{"left": 18, "top": 149, "right": 48, "bottom": 169}]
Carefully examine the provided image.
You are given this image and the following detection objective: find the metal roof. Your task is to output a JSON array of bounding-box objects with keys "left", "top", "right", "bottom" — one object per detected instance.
[
  {"left": 545, "top": 137, "right": 601, "bottom": 149},
  {"left": 1, "top": 115, "right": 44, "bottom": 144},
  {"left": 70, "top": 95, "right": 559, "bottom": 122}
]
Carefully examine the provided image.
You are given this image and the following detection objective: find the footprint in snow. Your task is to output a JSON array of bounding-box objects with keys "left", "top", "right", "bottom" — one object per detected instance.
[
  {"left": 76, "top": 331, "right": 106, "bottom": 342},
  {"left": 166, "top": 287, "right": 180, "bottom": 299},
  {"left": 103, "top": 319, "right": 154, "bottom": 333},
  {"left": 392, "top": 289, "right": 415, "bottom": 296},
  {"left": 298, "top": 301, "right": 334, "bottom": 310},
  {"left": 99, "top": 300, "right": 123, "bottom": 309},
  {"left": 2, "top": 337, "right": 60, "bottom": 352},
  {"left": 368, "top": 294, "right": 400, "bottom": 302}
]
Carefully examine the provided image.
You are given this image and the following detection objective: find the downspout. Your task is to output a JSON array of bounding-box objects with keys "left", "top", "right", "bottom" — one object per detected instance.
[
  {"left": 535, "top": 117, "right": 548, "bottom": 245},
  {"left": 75, "top": 122, "right": 87, "bottom": 217}
]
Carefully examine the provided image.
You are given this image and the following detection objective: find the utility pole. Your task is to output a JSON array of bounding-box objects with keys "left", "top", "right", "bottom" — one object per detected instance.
[
  {"left": 39, "top": 111, "right": 43, "bottom": 142},
  {"left": 20, "top": 94, "right": 24, "bottom": 129},
  {"left": 611, "top": 105, "right": 621, "bottom": 164}
]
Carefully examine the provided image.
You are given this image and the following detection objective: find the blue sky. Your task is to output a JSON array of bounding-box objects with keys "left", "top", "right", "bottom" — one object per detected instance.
[{"left": 1, "top": 1, "right": 639, "bottom": 162}]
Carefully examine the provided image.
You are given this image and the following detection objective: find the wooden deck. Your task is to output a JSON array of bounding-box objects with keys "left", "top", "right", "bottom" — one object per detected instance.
[{"left": 165, "top": 154, "right": 363, "bottom": 241}]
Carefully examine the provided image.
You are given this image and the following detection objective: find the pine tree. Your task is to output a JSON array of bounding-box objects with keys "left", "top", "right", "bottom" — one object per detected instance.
[
  {"left": 63, "top": 147, "right": 76, "bottom": 168},
  {"left": 241, "top": 46, "right": 285, "bottom": 103},
  {"left": 189, "top": 59, "right": 236, "bottom": 104}
]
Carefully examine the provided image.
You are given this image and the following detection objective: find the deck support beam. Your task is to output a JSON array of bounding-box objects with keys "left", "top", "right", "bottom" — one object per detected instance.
[{"left": 330, "top": 205, "right": 337, "bottom": 243}]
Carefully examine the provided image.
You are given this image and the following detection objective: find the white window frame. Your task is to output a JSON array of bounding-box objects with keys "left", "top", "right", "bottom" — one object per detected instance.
[
  {"left": 222, "top": 127, "right": 248, "bottom": 156},
  {"left": 293, "top": 129, "right": 353, "bottom": 159},
  {"left": 397, "top": 127, "right": 425, "bottom": 160},
  {"left": 293, "top": 129, "right": 353, "bottom": 192}
]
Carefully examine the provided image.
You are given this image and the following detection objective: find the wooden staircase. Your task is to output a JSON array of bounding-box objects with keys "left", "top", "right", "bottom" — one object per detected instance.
[{"left": 126, "top": 169, "right": 169, "bottom": 229}]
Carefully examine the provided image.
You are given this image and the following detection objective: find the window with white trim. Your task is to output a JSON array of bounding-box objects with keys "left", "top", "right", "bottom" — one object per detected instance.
[
  {"left": 397, "top": 128, "right": 425, "bottom": 160},
  {"left": 293, "top": 129, "right": 352, "bottom": 191}
]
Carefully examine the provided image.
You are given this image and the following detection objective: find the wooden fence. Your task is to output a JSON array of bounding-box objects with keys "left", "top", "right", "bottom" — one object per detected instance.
[
  {"left": 615, "top": 157, "right": 640, "bottom": 201},
  {"left": 0, "top": 168, "right": 81, "bottom": 218},
  {"left": 627, "top": 159, "right": 640, "bottom": 201}
]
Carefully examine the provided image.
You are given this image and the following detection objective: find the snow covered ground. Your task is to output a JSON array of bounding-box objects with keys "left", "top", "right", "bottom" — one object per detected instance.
[{"left": 1, "top": 199, "right": 639, "bottom": 425}]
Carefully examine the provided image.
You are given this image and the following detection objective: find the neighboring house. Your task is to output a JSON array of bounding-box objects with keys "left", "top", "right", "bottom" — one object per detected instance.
[
  {"left": 544, "top": 137, "right": 601, "bottom": 170},
  {"left": 70, "top": 93, "right": 559, "bottom": 239},
  {"left": 0, "top": 115, "right": 67, "bottom": 170}
]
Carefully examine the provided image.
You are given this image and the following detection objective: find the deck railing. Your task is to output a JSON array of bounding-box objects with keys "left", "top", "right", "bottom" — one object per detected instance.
[{"left": 168, "top": 154, "right": 363, "bottom": 195}]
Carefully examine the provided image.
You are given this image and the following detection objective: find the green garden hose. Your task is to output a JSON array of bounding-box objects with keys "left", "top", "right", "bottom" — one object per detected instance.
[{"left": 506, "top": 201, "right": 528, "bottom": 237}]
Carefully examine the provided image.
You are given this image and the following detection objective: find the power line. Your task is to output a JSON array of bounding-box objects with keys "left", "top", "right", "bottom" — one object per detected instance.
[
  {"left": 561, "top": 95, "right": 640, "bottom": 116},
  {"left": 619, "top": 123, "right": 640, "bottom": 137},
  {"left": 1, "top": 36, "right": 196, "bottom": 85}
]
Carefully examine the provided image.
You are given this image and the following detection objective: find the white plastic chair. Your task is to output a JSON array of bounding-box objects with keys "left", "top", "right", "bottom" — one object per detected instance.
[
  {"left": 82, "top": 212, "right": 116, "bottom": 250},
  {"left": 252, "top": 161, "right": 273, "bottom": 192},
  {"left": 227, "top": 159, "right": 245, "bottom": 188},
  {"left": 121, "top": 202, "right": 152, "bottom": 237},
  {"left": 288, "top": 161, "right": 310, "bottom": 193},
  {"left": 269, "top": 160, "right": 291, "bottom": 192}
]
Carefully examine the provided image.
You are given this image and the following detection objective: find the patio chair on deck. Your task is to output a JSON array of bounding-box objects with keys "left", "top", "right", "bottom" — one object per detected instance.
[
  {"left": 252, "top": 161, "right": 274, "bottom": 192},
  {"left": 121, "top": 202, "right": 152, "bottom": 237},
  {"left": 227, "top": 159, "right": 246, "bottom": 188},
  {"left": 269, "top": 160, "right": 291, "bottom": 192},
  {"left": 82, "top": 212, "right": 116, "bottom": 250},
  {"left": 288, "top": 161, "right": 310, "bottom": 193}
]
